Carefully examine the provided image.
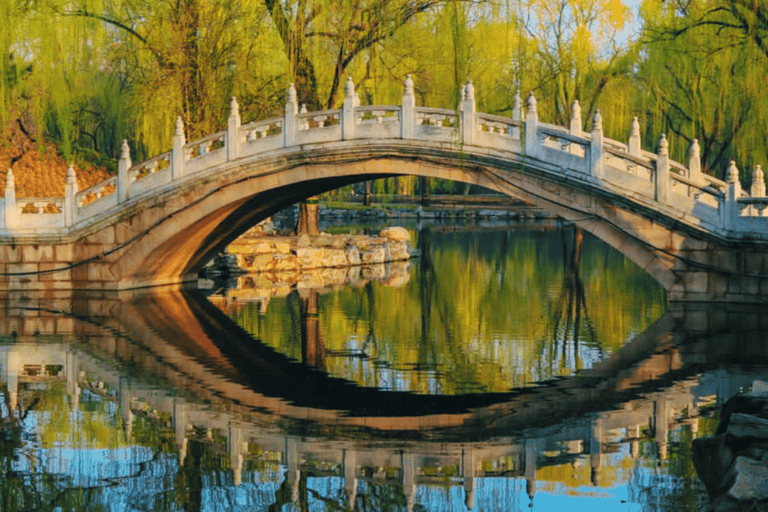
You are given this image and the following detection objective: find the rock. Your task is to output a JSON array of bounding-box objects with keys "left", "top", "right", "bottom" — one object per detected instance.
[
  {"left": 297, "top": 234, "right": 311, "bottom": 247},
  {"left": 322, "top": 248, "right": 348, "bottom": 267},
  {"left": 725, "top": 456, "right": 768, "bottom": 502},
  {"left": 728, "top": 413, "right": 768, "bottom": 439},
  {"left": 693, "top": 435, "right": 734, "bottom": 499},
  {"left": 361, "top": 245, "right": 387, "bottom": 264},
  {"left": 380, "top": 226, "right": 411, "bottom": 242},
  {"left": 295, "top": 247, "right": 324, "bottom": 268},
  {"left": 272, "top": 254, "right": 300, "bottom": 272},
  {"left": 273, "top": 240, "right": 292, "bottom": 254},
  {"left": 389, "top": 241, "right": 410, "bottom": 261},
  {"left": 345, "top": 245, "right": 361, "bottom": 265},
  {"left": 313, "top": 234, "right": 334, "bottom": 247}
]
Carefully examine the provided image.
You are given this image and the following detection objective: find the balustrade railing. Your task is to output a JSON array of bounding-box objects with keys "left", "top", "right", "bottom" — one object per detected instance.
[{"left": 2, "top": 75, "right": 766, "bottom": 238}]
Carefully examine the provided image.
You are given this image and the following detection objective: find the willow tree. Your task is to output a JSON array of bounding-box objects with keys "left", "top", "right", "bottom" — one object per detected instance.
[
  {"left": 0, "top": 0, "right": 124, "bottom": 161},
  {"left": 640, "top": 0, "right": 768, "bottom": 177}
]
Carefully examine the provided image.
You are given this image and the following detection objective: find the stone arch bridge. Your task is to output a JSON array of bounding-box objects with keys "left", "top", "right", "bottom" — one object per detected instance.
[{"left": 2, "top": 76, "right": 768, "bottom": 302}]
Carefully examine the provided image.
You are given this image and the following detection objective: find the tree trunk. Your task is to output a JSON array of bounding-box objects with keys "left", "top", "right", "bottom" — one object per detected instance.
[{"left": 295, "top": 198, "right": 320, "bottom": 236}]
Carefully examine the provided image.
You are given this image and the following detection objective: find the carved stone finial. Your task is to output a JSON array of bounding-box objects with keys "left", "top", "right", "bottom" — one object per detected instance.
[
  {"left": 5, "top": 168, "right": 14, "bottom": 190},
  {"left": 690, "top": 138, "right": 701, "bottom": 158},
  {"left": 465, "top": 80, "right": 475, "bottom": 102},
  {"left": 404, "top": 74, "right": 414, "bottom": 96},
  {"left": 460, "top": 84, "right": 466, "bottom": 102},
  {"left": 727, "top": 160, "right": 739, "bottom": 183},
  {"left": 527, "top": 92, "right": 537, "bottom": 113},
  {"left": 592, "top": 109, "right": 603, "bottom": 132},
  {"left": 229, "top": 96, "right": 239, "bottom": 117},
  {"left": 345, "top": 76, "right": 355, "bottom": 98},
  {"left": 120, "top": 139, "right": 130, "bottom": 159},
  {"left": 513, "top": 90, "right": 522, "bottom": 120},
  {"left": 66, "top": 164, "right": 76, "bottom": 183},
  {"left": 287, "top": 83, "right": 297, "bottom": 104},
  {"left": 299, "top": 104, "right": 307, "bottom": 114},
  {"left": 175, "top": 116, "right": 185, "bottom": 136},
  {"left": 751, "top": 164, "right": 765, "bottom": 197},
  {"left": 657, "top": 133, "right": 669, "bottom": 156},
  {"left": 571, "top": 100, "right": 581, "bottom": 120},
  {"left": 631, "top": 116, "right": 640, "bottom": 138}
]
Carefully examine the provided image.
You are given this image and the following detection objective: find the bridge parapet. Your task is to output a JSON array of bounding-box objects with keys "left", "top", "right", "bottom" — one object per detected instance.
[{"left": 3, "top": 75, "right": 764, "bottom": 241}]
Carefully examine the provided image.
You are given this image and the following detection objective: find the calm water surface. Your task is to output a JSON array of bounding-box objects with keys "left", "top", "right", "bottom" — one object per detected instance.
[{"left": 1, "top": 220, "right": 767, "bottom": 511}]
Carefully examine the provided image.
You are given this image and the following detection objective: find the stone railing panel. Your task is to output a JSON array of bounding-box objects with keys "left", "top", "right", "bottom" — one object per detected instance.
[
  {"left": 354, "top": 106, "right": 400, "bottom": 139},
  {"left": 297, "top": 109, "right": 341, "bottom": 145},
  {"left": 129, "top": 152, "right": 171, "bottom": 184},
  {"left": 536, "top": 126, "right": 590, "bottom": 174},
  {"left": 414, "top": 107, "right": 458, "bottom": 141},
  {"left": 241, "top": 117, "right": 283, "bottom": 142},
  {"left": 16, "top": 199, "right": 65, "bottom": 229},
  {"left": 185, "top": 132, "right": 226, "bottom": 161},
  {"left": 77, "top": 177, "right": 117, "bottom": 208},
  {"left": 240, "top": 118, "right": 284, "bottom": 156},
  {"left": 185, "top": 132, "right": 227, "bottom": 175},
  {"left": 128, "top": 152, "right": 172, "bottom": 198}
]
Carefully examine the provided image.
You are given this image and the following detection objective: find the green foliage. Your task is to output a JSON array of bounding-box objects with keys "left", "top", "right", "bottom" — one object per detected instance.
[{"left": 2, "top": 0, "right": 765, "bottom": 184}]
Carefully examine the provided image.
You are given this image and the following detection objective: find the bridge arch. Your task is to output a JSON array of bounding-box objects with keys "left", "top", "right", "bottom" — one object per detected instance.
[
  {"left": 2, "top": 79, "right": 768, "bottom": 301},
  {"left": 117, "top": 144, "right": 674, "bottom": 292}
]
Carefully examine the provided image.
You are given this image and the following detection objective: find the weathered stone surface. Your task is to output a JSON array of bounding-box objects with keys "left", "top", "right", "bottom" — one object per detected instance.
[
  {"left": 380, "top": 226, "right": 411, "bottom": 242},
  {"left": 728, "top": 413, "right": 768, "bottom": 439},
  {"left": 322, "top": 248, "right": 348, "bottom": 267},
  {"left": 274, "top": 240, "right": 292, "bottom": 254},
  {"left": 361, "top": 245, "right": 387, "bottom": 264},
  {"left": 345, "top": 245, "right": 361, "bottom": 266},
  {"left": 389, "top": 241, "right": 410, "bottom": 261},
  {"left": 726, "top": 457, "right": 768, "bottom": 502},
  {"left": 297, "top": 234, "right": 311, "bottom": 247},
  {"left": 295, "top": 247, "right": 324, "bottom": 268}
]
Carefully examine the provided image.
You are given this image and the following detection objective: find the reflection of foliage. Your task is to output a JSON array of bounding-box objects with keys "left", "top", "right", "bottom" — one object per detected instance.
[
  {"left": 228, "top": 225, "right": 666, "bottom": 394},
  {"left": 629, "top": 419, "right": 717, "bottom": 511}
]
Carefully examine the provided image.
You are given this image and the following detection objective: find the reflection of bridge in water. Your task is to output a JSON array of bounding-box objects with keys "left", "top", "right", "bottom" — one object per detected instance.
[{"left": 1, "top": 292, "right": 768, "bottom": 510}]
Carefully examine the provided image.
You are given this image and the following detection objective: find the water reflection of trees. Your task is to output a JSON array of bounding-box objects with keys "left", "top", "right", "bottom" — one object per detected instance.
[{"left": 228, "top": 224, "right": 665, "bottom": 394}]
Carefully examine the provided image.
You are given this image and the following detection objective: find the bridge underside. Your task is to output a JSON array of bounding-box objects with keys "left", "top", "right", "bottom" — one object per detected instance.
[{"left": 2, "top": 144, "right": 768, "bottom": 302}]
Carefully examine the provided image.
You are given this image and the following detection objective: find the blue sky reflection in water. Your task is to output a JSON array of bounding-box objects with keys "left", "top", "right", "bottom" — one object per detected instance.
[{"left": 1, "top": 220, "right": 765, "bottom": 511}]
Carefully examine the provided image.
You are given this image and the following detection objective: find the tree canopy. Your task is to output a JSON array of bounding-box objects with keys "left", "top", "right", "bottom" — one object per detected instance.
[{"left": 1, "top": 0, "right": 765, "bottom": 190}]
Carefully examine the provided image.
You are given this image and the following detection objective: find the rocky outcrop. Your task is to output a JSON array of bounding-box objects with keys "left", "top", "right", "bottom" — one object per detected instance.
[
  {"left": 226, "top": 227, "right": 417, "bottom": 274},
  {"left": 693, "top": 392, "right": 768, "bottom": 511}
]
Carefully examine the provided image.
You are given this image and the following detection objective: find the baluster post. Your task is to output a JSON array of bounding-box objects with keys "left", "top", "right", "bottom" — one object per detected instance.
[
  {"left": 342, "top": 77, "right": 356, "bottom": 140},
  {"left": 688, "top": 139, "right": 702, "bottom": 183},
  {"left": 724, "top": 161, "right": 742, "bottom": 230},
  {"left": 4, "top": 168, "right": 16, "bottom": 229},
  {"left": 569, "top": 100, "right": 582, "bottom": 136},
  {"left": 524, "top": 92, "right": 539, "bottom": 158},
  {"left": 461, "top": 80, "right": 476, "bottom": 145},
  {"left": 569, "top": 100, "right": 582, "bottom": 155},
  {"left": 284, "top": 83, "right": 298, "bottom": 147},
  {"left": 590, "top": 110, "right": 604, "bottom": 179},
  {"left": 227, "top": 97, "right": 241, "bottom": 161},
  {"left": 118, "top": 140, "right": 131, "bottom": 203},
  {"left": 750, "top": 165, "right": 765, "bottom": 216},
  {"left": 401, "top": 74, "right": 415, "bottom": 139},
  {"left": 64, "top": 164, "right": 78, "bottom": 227},
  {"left": 655, "top": 134, "right": 669, "bottom": 204},
  {"left": 628, "top": 117, "right": 641, "bottom": 157},
  {"left": 511, "top": 90, "right": 522, "bottom": 140},
  {"left": 172, "top": 117, "right": 186, "bottom": 180}
]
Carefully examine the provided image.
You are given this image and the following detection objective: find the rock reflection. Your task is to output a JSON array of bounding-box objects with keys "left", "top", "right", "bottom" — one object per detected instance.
[{"left": 0, "top": 289, "right": 768, "bottom": 510}]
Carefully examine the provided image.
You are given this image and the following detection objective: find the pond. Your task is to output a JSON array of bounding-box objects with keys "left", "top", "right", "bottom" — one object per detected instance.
[{"left": 0, "top": 218, "right": 766, "bottom": 511}]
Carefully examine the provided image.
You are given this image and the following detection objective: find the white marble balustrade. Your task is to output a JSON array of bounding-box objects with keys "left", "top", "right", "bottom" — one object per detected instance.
[{"left": 1, "top": 74, "right": 767, "bottom": 239}]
